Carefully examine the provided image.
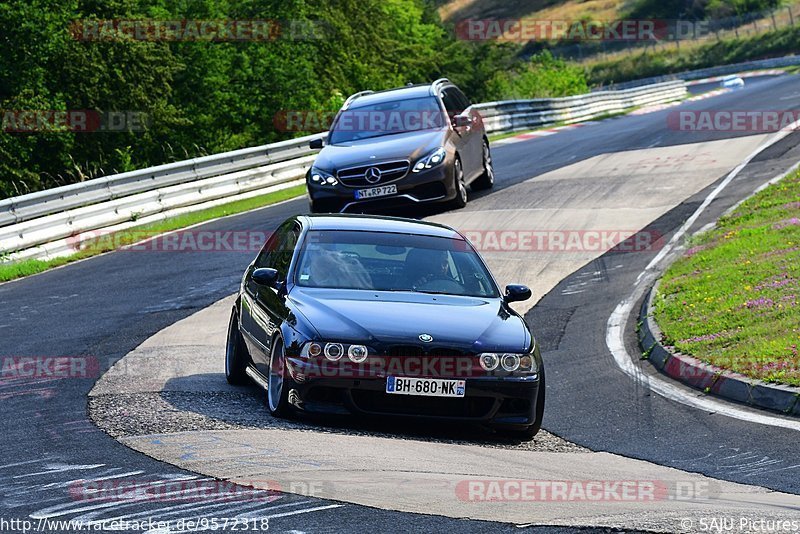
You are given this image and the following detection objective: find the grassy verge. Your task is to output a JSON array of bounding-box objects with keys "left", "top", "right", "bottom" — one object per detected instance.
[
  {"left": 653, "top": 170, "right": 800, "bottom": 386},
  {"left": 487, "top": 108, "right": 649, "bottom": 142},
  {"left": 0, "top": 184, "right": 307, "bottom": 283},
  {"left": 587, "top": 26, "right": 800, "bottom": 86}
]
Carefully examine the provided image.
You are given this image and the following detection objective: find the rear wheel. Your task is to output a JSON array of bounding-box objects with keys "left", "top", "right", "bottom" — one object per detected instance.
[
  {"left": 225, "top": 309, "right": 249, "bottom": 385},
  {"left": 267, "top": 337, "right": 293, "bottom": 417},
  {"left": 450, "top": 157, "right": 468, "bottom": 209},
  {"left": 471, "top": 139, "right": 494, "bottom": 191}
]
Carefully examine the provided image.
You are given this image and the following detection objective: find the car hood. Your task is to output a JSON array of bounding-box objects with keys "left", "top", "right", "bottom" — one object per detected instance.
[
  {"left": 314, "top": 129, "right": 447, "bottom": 172},
  {"left": 288, "top": 288, "right": 530, "bottom": 353}
]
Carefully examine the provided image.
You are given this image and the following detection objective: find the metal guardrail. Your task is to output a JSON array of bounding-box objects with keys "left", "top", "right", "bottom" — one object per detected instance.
[
  {"left": 474, "top": 80, "right": 685, "bottom": 134},
  {"left": 606, "top": 55, "right": 800, "bottom": 90},
  {"left": 0, "top": 80, "right": 687, "bottom": 263},
  {"left": 0, "top": 132, "right": 325, "bottom": 227}
]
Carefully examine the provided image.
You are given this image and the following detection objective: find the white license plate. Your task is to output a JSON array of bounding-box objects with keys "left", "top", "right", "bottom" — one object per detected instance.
[
  {"left": 355, "top": 184, "right": 397, "bottom": 199},
  {"left": 385, "top": 376, "right": 465, "bottom": 397}
]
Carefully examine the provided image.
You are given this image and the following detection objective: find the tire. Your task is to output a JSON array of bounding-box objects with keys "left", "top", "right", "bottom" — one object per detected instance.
[
  {"left": 225, "top": 308, "right": 250, "bottom": 385},
  {"left": 450, "top": 157, "right": 468, "bottom": 209},
  {"left": 471, "top": 139, "right": 494, "bottom": 191},
  {"left": 267, "top": 336, "right": 293, "bottom": 417}
]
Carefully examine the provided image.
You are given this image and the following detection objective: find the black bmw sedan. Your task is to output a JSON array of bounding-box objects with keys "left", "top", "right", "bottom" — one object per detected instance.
[{"left": 225, "top": 214, "right": 545, "bottom": 439}]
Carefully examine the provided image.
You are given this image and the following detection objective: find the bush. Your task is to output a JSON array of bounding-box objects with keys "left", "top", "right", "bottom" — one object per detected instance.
[
  {"left": 484, "top": 51, "right": 589, "bottom": 100},
  {"left": 587, "top": 25, "right": 800, "bottom": 85},
  {"left": 0, "top": 0, "right": 586, "bottom": 199}
]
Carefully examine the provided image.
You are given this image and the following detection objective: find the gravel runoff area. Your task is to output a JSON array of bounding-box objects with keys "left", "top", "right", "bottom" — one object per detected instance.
[{"left": 89, "top": 389, "right": 588, "bottom": 453}]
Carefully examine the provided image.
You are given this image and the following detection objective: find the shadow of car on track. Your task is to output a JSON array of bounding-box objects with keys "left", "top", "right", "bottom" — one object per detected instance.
[{"left": 159, "top": 374, "right": 577, "bottom": 451}]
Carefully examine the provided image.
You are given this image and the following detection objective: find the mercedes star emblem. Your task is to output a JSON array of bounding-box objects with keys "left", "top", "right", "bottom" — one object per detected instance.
[{"left": 365, "top": 167, "right": 382, "bottom": 184}]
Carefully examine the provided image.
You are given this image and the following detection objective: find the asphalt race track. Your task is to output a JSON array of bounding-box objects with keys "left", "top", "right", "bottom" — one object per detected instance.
[{"left": 2, "top": 73, "right": 800, "bottom": 532}]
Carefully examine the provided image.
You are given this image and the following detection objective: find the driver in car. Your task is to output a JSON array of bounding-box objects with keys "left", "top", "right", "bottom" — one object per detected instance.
[{"left": 406, "top": 249, "right": 454, "bottom": 289}]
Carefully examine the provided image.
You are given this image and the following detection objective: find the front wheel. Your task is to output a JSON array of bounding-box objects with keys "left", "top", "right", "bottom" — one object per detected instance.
[
  {"left": 471, "top": 139, "right": 494, "bottom": 191},
  {"left": 449, "top": 157, "right": 468, "bottom": 209},
  {"left": 267, "top": 337, "right": 293, "bottom": 417},
  {"left": 225, "top": 309, "right": 250, "bottom": 385}
]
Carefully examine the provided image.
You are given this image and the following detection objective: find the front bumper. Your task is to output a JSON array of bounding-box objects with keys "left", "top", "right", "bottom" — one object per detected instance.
[
  {"left": 307, "top": 164, "right": 456, "bottom": 213},
  {"left": 284, "top": 358, "right": 541, "bottom": 427}
]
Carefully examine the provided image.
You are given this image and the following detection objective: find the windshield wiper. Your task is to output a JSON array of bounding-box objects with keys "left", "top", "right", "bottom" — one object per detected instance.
[{"left": 411, "top": 288, "right": 452, "bottom": 295}]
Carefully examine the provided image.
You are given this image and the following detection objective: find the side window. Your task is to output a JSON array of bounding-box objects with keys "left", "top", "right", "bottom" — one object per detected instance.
[
  {"left": 453, "top": 88, "right": 471, "bottom": 111},
  {"left": 440, "top": 88, "right": 464, "bottom": 116},
  {"left": 255, "top": 220, "right": 300, "bottom": 278},
  {"left": 272, "top": 223, "right": 300, "bottom": 278},
  {"left": 254, "top": 230, "right": 281, "bottom": 269}
]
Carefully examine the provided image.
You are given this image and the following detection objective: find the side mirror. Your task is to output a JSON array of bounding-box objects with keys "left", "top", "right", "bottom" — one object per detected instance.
[
  {"left": 309, "top": 138, "right": 324, "bottom": 149},
  {"left": 453, "top": 114, "right": 472, "bottom": 128},
  {"left": 252, "top": 268, "right": 280, "bottom": 288},
  {"left": 504, "top": 284, "right": 531, "bottom": 303}
]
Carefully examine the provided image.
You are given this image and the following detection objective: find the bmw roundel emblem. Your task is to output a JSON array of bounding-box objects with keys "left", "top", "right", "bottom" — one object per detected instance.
[{"left": 419, "top": 333, "right": 433, "bottom": 343}]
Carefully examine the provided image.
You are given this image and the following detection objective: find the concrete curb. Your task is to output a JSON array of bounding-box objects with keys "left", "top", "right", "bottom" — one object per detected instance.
[{"left": 638, "top": 280, "right": 800, "bottom": 416}]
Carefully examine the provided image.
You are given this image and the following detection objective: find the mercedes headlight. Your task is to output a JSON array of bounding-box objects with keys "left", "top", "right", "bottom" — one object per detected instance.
[
  {"left": 412, "top": 147, "right": 447, "bottom": 173},
  {"left": 309, "top": 167, "right": 338, "bottom": 186}
]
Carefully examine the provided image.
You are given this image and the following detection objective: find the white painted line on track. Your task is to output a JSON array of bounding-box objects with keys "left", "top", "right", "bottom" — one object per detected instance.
[
  {"left": 642, "top": 120, "right": 800, "bottom": 280},
  {"left": 264, "top": 504, "right": 344, "bottom": 519},
  {"left": 607, "top": 121, "right": 800, "bottom": 431}
]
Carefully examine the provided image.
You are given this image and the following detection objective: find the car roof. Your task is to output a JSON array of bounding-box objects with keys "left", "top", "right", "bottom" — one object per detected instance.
[
  {"left": 300, "top": 214, "right": 463, "bottom": 239},
  {"left": 347, "top": 85, "right": 437, "bottom": 109}
]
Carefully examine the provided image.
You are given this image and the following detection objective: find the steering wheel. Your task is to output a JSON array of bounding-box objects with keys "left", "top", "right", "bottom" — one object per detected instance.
[{"left": 415, "top": 277, "right": 463, "bottom": 294}]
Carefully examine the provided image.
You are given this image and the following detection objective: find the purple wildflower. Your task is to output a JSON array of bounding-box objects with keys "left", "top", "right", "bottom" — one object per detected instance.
[
  {"left": 743, "top": 297, "right": 775, "bottom": 309},
  {"left": 773, "top": 217, "right": 800, "bottom": 230}
]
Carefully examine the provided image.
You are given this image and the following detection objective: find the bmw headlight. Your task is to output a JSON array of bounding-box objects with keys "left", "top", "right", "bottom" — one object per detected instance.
[
  {"left": 323, "top": 343, "right": 344, "bottom": 361},
  {"left": 347, "top": 345, "right": 369, "bottom": 363},
  {"left": 478, "top": 346, "right": 538, "bottom": 374},
  {"left": 309, "top": 167, "right": 338, "bottom": 186},
  {"left": 412, "top": 147, "right": 447, "bottom": 173},
  {"left": 302, "top": 341, "right": 371, "bottom": 363},
  {"left": 478, "top": 353, "right": 499, "bottom": 371},
  {"left": 501, "top": 353, "right": 521, "bottom": 372}
]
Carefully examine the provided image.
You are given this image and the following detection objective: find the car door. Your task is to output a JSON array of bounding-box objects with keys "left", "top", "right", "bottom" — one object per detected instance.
[
  {"left": 441, "top": 87, "right": 482, "bottom": 179},
  {"left": 241, "top": 219, "right": 300, "bottom": 375},
  {"left": 453, "top": 87, "right": 484, "bottom": 180}
]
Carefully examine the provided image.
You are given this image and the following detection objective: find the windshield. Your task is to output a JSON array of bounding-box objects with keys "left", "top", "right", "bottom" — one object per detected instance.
[
  {"left": 294, "top": 230, "right": 499, "bottom": 297},
  {"left": 328, "top": 96, "right": 445, "bottom": 144}
]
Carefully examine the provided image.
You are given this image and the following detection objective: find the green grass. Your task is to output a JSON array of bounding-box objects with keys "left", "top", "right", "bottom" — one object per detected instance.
[
  {"left": 0, "top": 184, "right": 307, "bottom": 283},
  {"left": 653, "top": 171, "right": 800, "bottom": 386},
  {"left": 587, "top": 25, "right": 800, "bottom": 86},
  {"left": 487, "top": 109, "right": 643, "bottom": 142}
]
